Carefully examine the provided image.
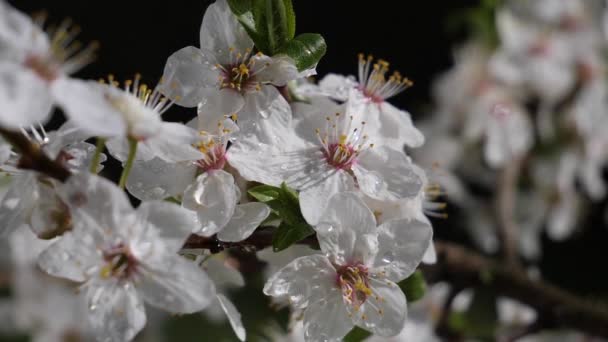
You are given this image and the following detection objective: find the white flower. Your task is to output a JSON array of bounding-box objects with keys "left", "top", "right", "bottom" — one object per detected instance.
[
  {"left": 229, "top": 93, "right": 423, "bottom": 225},
  {"left": 158, "top": 0, "right": 301, "bottom": 143},
  {"left": 316, "top": 54, "right": 424, "bottom": 149},
  {"left": 64, "top": 75, "right": 204, "bottom": 163},
  {"left": 126, "top": 117, "right": 270, "bottom": 241},
  {"left": 200, "top": 253, "right": 247, "bottom": 341},
  {"left": 0, "top": 123, "right": 102, "bottom": 239},
  {"left": 263, "top": 192, "right": 432, "bottom": 341},
  {"left": 37, "top": 173, "right": 215, "bottom": 342},
  {"left": 0, "top": 2, "right": 125, "bottom": 135}
]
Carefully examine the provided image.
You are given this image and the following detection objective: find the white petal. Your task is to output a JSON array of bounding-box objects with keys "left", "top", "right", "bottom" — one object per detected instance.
[
  {"left": 217, "top": 202, "right": 270, "bottom": 242},
  {"left": 158, "top": 46, "right": 218, "bottom": 107},
  {"left": 127, "top": 158, "right": 197, "bottom": 201},
  {"left": 303, "top": 295, "right": 354, "bottom": 342},
  {"left": 29, "top": 181, "right": 71, "bottom": 239},
  {"left": 199, "top": 0, "right": 253, "bottom": 65},
  {"left": 182, "top": 170, "right": 239, "bottom": 236},
  {"left": 197, "top": 88, "right": 245, "bottom": 127},
  {"left": 299, "top": 170, "right": 357, "bottom": 226},
  {"left": 139, "top": 255, "right": 215, "bottom": 313},
  {"left": 0, "top": 63, "right": 52, "bottom": 129},
  {"left": 86, "top": 283, "right": 146, "bottom": 342},
  {"left": 373, "top": 218, "right": 432, "bottom": 282},
  {"left": 226, "top": 139, "right": 291, "bottom": 186},
  {"left": 315, "top": 192, "right": 378, "bottom": 265},
  {"left": 59, "top": 173, "right": 133, "bottom": 232},
  {"left": 353, "top": 147, "right": 423, "bottom": 201},
  {"left": 350, "top": 278, "right": 407, "bottom": 337},
  {"left": 378, "top": 103, "right": 425, "bottom": 148},
  {"left": 254, "top": 55, "right": 300, "bottom": 86},
  {"left": 318, "top": 73, "right": 356, "bottom": 101},
  {"left": 136, "top": 201, "right": 198, "bottom": 252},
  {"left": 263, "top": 255, "right": 336, "bottom": 309},
  {"left": 217, "top": 294, "right": 246, "bottom": 341},
  {"left": 203, "top": 255, "right": 245, "bottom": 288},
  {"left": 0, "top": 1, "right": 48, "bottom": 56},
  {"left": 238, "top": 85, "right": 293, "bottom": 144},
  {"left": 37, "top": 230, "right": 98, "bottom": 282},
  {"left": 422, "top": 241, "right": 437, "bottom": 265},
  {"left": 52, "top": 78, "right": 127, "bottom": 137},
  {"left": 144, "top": 122, "right": 205, "bottom": 162},
  {"left": 0, "top": 173, "right": 37, "bottom": 237}
]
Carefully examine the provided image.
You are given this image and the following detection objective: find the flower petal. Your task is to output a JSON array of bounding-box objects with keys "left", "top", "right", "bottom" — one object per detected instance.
[
  {"left": 52, "top": 78, "right": 127, "bottom": 137},
  {"left": 263, "top": 255, "right": 335, "bottom": 309},
  {"left": 182, "top": 170, "right": 239, "bottom": 236},
  {"left": 197, "top": 87, "right": 245, "bottom": 129},
  {"left": 144, "top": 122, "right": 205, "bottom": 162},
  {"left": 238, "top": 85, "right": 292, "bottom": 145},
  {"left": 0, "top": 173, "right": 37, "bottom": 237},
  {"left": 318, "top": 73, "right": 356, "bottom": 101},
  {"left": 299, "top": 169, "right": 357, "bottom": 226},
  {"left": 217, "top": 294, "right": 246, "bottom": 341},
  {"left": 127, "top": 158, "right": 197, "bottom": 201},
  {"left": 136, "top": 200, "right": 198, "bottom": 252},
  {"left": 0, "top": 63, "right": 52, "bottom": 129},
  {"left": 139, "top": 255, "right": 216, "bottom": 313},
  {"left": 37, "top": 229, "right": 99, "bottom": 282},
  {"left": 217, "top": 202, "right": 270, "bottom": 242},
  {"left": 158, "top": 46, "right": 219, "bottom": 107},
  {"left": 86, "top": 283, "right": 146, "bottom": 342},
  {"left": 0, "top": 1, "right": 48, "bottom": 56},
  {"left": 303, "top": 295, "right": 354, "bottom": 342},
  {"left": 351, "top": 278, "right": 407, "bottom": 337},
  {"left": 373, "top": 218, "right": 432, "bottom": 282},
  {"left": 59, "top": 173, "right": 133, "bottom": 232},
  {"left": 199, "top": 0, "right": 253, "bottom": 65},
  {"left": 353, "top": 147, "right": 423, "bottom": 201},
  {"left": 315, "top": 192, "right": 378, "bottom": 265},
  {"left": 378, "top": 103, "right": 425, "bottom": 148}
]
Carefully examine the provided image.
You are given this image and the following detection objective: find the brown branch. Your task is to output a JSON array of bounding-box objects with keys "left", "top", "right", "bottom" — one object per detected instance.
[
  {"left": 0, "top": 128, "right": 70, "bottom": 182},
  {"left": 424, "top": 241, "right": 608, "bottom": 339},
  {"left": 495, "top": 156, "right": 524, "bottom": 268}
]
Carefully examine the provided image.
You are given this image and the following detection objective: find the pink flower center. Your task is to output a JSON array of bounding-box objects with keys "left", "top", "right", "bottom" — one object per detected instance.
[
  {"left": 336, "top": 263, "right": 372, "bottom": 308},
  {"left": 323, "top": 142, "right": 357, "bottom": 170},
  {"left": 100, "top": 243, "right": 139, "bottom": 280},
  {"left": 216, "top": 48, "right": 267, "bottom": 93},
  {"left": 196, "top": 144, "right": 227, "bottom": 172},
  {"left": 357, "top": 54, "right": 413, "bottom": 102}
]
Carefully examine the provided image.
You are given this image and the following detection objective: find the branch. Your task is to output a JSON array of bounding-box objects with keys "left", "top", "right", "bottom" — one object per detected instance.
[
  {"left": 424, "top": 241, "right": 608, "bottom": 339},
  {"left": 183, "top": 227, "right": 319, "bottom": 252},
  {"left": 0, "top": 128, "right": 70, "bottom": 182}
]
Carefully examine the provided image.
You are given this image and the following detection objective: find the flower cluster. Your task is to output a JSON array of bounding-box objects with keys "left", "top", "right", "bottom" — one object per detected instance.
[
  {"left": 0, "top": 1, "right": 433, "bottom": 341},
  {"left": 420, "top": 0, "right": 608, "bottom": 259}
]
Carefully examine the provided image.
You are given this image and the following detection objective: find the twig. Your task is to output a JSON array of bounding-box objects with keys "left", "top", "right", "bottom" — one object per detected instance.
[
  {"left": 423, "top": 241, "right": 608, "bottom": 339},
  {"left": 0, "top": 128, "right": 70, "bottom": 182}
]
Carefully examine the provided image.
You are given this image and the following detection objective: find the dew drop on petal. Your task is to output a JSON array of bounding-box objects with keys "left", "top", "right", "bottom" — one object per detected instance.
[{"left": 381, "top": 251, "right": 394, "bottom": 264}]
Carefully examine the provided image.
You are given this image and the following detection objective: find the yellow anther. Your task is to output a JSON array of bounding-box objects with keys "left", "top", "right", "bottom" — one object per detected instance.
[{"left": 231, "top": 113, "right": 238, "bottom": 121}]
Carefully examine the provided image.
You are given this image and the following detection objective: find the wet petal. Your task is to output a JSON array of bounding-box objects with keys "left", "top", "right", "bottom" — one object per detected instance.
[
  {"left": 303, "top": 294, "right": 354, "bottom": 342},
  {"left": 217, "top": 294, "right": 246, "bottom": 341},
  {"left": 127, "top": 158, "right": 197, "bottom": 201},
  {"left": 217, "top": 202, "right": 270, "bottom": 242}
]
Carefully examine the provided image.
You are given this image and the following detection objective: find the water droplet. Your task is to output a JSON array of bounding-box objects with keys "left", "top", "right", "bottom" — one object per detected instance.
[
  {"left": 89, "top": 304, "right": 97, "bottom": 311},
  {"left": 381, "top": 251, "right": 394, "bottom": 264},
  {"left": 316, "top": 223, "right": 334, "bottom": 234},
  {"left": 61, "top": 252, "right": 70, "bottom": 261}
]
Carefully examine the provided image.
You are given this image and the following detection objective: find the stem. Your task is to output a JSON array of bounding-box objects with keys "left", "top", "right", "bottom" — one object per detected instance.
[
  {"left": 89, "top": 137, "right": 106, "bottom": 173},
  {"left": 118, "top": 138, "right": 138, "bottom": 190}
]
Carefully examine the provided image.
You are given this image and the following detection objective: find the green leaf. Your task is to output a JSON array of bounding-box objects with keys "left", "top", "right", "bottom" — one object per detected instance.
[
  {"left": 248, "top": 184, "right": 281, "bottom": 202},
  {"left": 276, "top": 33, "right": 327, "bottom": 71},
  {"left": 398, "top": 270, "right": 427, "bottom": 303},
  {"left": 253, "top": 0, "right": 295, "bottom": 54},
  {"left": 272, "top": 221, "right": 314, "bottom": 252},
  {"left": 343, "top": 327, "right": 372, "bottom": 342}
]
